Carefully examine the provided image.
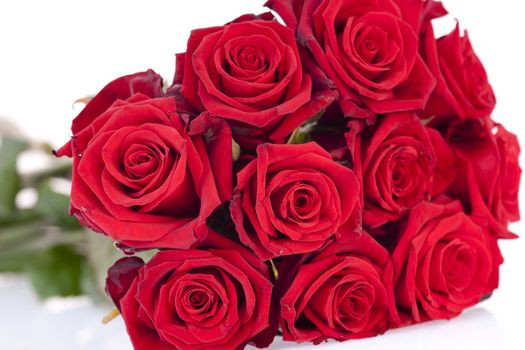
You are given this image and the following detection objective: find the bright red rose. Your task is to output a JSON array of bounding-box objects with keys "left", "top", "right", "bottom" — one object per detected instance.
[
  {"left": 174, "top": 13, "right": 337, "bottom": 149},
  {"left": 116, "top": 230, "right": 275, "bottom": 350},
  {"left": 348, "top": 113, "right": 455, "bottom": 228},
  {"left": 421, "top": 23, "right": 496, "bottom": 125},
  {"left": 230, "top": 142, "right": 360, "bottom": 261},
  {"left": 278, "top": 232, "right": 398, "bottom": 343},
  {"left": 63, "top": 94, "right": 231, "bottom": 249},
  {"left": 267, "top": 0, "right": 436, "bottom": 119},
  {"left": 55, "top": 70, "right": 164, "bottom": 158},
  {"left": 392, "top": 200, "right": 502, "bottom": 323},
  {"left": 447, "top": 120, "right": 521, "bottom": 238}
]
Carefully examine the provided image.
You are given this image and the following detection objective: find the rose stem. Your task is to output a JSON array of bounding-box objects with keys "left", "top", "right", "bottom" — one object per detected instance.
[
  {"left": 102, "top": 308, "right": 120, "bottom": 325},
  {"left": 269, "top": 259, "right": 279, "bottom": 280}
]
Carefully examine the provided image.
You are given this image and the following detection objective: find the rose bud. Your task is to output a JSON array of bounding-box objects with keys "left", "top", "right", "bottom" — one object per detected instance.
[
  {"left": 446, "top": 120, "right": 521, "bottom": 238},
  {"left": 173, "top": 13, "right": 337, "bottom": 149},
  {"left": 266, "top": 0, "right": 436, "bottom": 119},
  {"left": 230, "top": 142, "right": 361, "bottom": 261},
  {"left": 61, "top": 94, "right": 231, "bottom": 249},
  {"left": 278, "top": 232, "right": 398, "bottom": 343},
  {"left": 118, "top": 228, "right": 275, "bottom": 350},
  {"left": 392, "top": 200, "right": 502, "bottom": 323},
  {"left": 421, "top": 22, "right": 496, "bottom": 125},
  {"left": 105, "top": 256, "right": 145, "bottom": 310}
]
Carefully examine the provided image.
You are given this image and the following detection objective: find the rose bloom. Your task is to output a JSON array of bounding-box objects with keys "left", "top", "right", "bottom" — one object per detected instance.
[
  {"left": 392, "top": 200, "right": 502, "bottom": 323},
  {"left": 174, "top": 13, "right": 336, "bottom": 148},
  {"left": 347, "top": 113, "right": 454, "bottom": 228},
  {"left": 421, "top": 21, "right": 496, "bottom": 125},
  {"left": 57, "top": 83, "right": 232, "bottom": 249},
  {"left": 111, "top": 229, "right": 275, "bottom": 350},
  {"left": 446, "top": 119, "right": 521, "bottom": 238},
  {"left": 278, "top": 233, "right": 398, "bottom": 343},
  {"left": 230, "top": 142, "right": 360, "bottom": 260},
  {"left": 267, "top": 0, "right": 436, "bottom": 119}
]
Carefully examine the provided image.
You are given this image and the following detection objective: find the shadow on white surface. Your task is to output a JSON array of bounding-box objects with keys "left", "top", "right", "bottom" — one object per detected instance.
[
  {"left": 0, "top": 275, "right": 130, "bottom": 350},
  {"left": 263, "top": 307, "right": 505, "bottom": 350}
]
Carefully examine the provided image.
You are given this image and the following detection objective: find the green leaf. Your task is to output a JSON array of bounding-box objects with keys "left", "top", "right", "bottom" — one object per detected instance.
[
  {"left": 26, "top": 244, "right": 86, "bottom": 300},
  {"left": 286, "top": 109, "right": 326, "bottom": 145},
  {"left": 0, "top": 221, "right": 84, "bottom": 272},
  {"left": 34, "top": 180, "right": 80, "bottom": 230},
  {"left": 287, "top": 127, "right": 309, "bottom": 145},
  {"left": 0, "top": 136, "right": 27, "bottom": 221},
  {"left": 0, "top": 222, "right": 42, "bottom": 272},
  {"left": 0, "top": 250, "right": 37, "bottom": 272}
]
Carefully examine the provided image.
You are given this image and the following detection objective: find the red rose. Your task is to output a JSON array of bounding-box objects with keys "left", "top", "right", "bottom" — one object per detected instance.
[
  {"left": 115, "top": 229, "right": 275, "bottom": 350},
  {"left": 495, "top": 126, "right": 521, "bottom": 222},
  {"left": 267, "top": 0, "right": 436, "bottom": 119},
  {"left": 349, "top": 113, "right": 452, "bottom": 228},
  {"left": 447, "top": 120, "right": 521, "bottom": 238},
  {"left": 64, "top": 94, "right": 231, "bottom": 249},
  {"left": 231, "top": 142, "right": 360, "bottom": 260},
  {"left": 55, "top": 70, "right": 164, "bottom": 158},
  {"left": 421, "top": 23, "right": 496, "bottom": 124},
  {"left": 392, "top": 200, "right": 502, "bottom": 323},
  {"left": 174, "top": 13, "right": 336, "bottom": 148},
  {"left": 279, "top": 233, "right": 398, "bottom": 343}
]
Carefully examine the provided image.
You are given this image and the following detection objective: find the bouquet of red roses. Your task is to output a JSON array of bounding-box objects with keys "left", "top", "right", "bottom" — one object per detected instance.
[{"left": 57, "top": 0, "right": 520, "bottom": 349}]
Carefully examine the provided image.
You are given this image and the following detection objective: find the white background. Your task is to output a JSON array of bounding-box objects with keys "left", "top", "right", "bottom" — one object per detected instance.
[{"left": 0, "top": 0, "right": 524, "bottom": 349}]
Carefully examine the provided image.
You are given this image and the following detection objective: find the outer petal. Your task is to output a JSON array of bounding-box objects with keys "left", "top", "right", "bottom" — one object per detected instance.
[{"left": 56, "top": 70, "right": 164, "bottom": 157}]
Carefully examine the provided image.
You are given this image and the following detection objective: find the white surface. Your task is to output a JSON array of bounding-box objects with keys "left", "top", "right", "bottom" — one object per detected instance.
[
  {"left": 0, "top": 262, "right": 524, "bottom": 350},
  {"left": 0, "top": 0, "right": 524, "bottom": 349},
  {"left": 0, "top": 0, "right": 523, "bottom": 148},
  {"left": 0, "top": 275, "right": 130, "bottom": 350}
]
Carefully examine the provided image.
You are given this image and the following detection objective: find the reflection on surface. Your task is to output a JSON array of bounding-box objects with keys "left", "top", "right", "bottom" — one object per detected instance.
[{"left": 262, "top": 307, "right": 505, "bottom": 350}]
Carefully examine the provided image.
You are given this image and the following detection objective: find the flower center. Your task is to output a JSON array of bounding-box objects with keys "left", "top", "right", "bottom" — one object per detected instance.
[
  {"left": 281, "top": 182, "right": 322, "bottom": 222},
  {"left": 236, "top": 46, "right": 266, "bottom": 71},
  {"left": 123, "top": 144, "right": 161, "bottom": 180},
  {"left": 188, "top": 290, "right": 208, "bottom": 308}
]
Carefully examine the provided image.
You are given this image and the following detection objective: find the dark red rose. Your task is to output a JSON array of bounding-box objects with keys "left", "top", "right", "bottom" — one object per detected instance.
[
  {"left": 421, "top": 23, "right": 496, "bottom": 125},
  {"left": 392, "top": 200, "right": 502, "bottom": 323},
  {"left": 231, "top": 142, "right": 360, "bottom": 260},
  {"left": 174, "top": 13, "right": 337, "bottom": 148},
  {"left": 105, "top": 256, "right": 145, "bottom": 311},
  {"left": 64, "top": 94, "right": 231, "bottom": 249},
  {"left": 55, "top": 70, "right": 164, "bottom": 158},
  {"left": 267, "top": 0, "right": 436, "bottom": 119},
  {"left": 117, "top": 229, "right": 275, "bottom": 350},
  {"left": 349, "top": 113, "right": 453, "bottom": 228},
  {"left": 279, "top": 232, "right": 398, "bottom": 343},
  {"left": 447, "top": 120, "right": 521, "bottom": 238}
]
